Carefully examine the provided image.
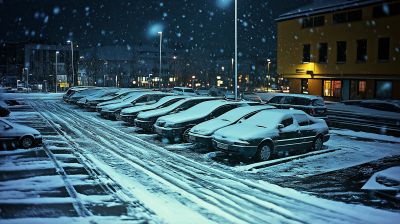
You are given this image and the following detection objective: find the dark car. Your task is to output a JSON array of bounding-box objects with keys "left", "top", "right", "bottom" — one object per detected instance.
[
  {"left": 267, "top": 93, "right": 328, "bottom": 118},
  {"left": 212, "top": 109, "right": 330, "bottom": 161},
  {"left": 0, "top": 118, "right": 42, "bottom": 150},
  {"left": 241, "top": 92, "right": 263, "bottom": 102},
  {"left": 359, "top": 100, "right": 400, "bottom": 112},
  {"left": 120, "top": 95, "right": 187, "bottom": 123},
  {"left": 134, "top": 97, "right": 216, "bottom": 132},
  {"left": 188, "top": 105, "right": 275, "bottom": 147},
  {"left": 0, "top": 102, "right": 10, "bottom": 117},
  {"left": 154, "top": 100, "right": 259, "bottom": 142},
  {"left": 101, "top": 92, "right": 173, "bottom": 120}
]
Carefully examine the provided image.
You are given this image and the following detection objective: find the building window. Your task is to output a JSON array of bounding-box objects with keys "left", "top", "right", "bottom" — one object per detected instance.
[
  {"left": 333, "top": 12, "right": 347, "bottom": 24},
  {"left": 303, "top": 44, "right": 310, "bottom": 63},
  {"left": 376, "top": 81, "right": 392, "bottom": 99},
  {"left": 318, "top": 43, "right": 327, "bottom": 63},
  {"left": 314, "top": 16, "right": 324, "bottom": 26},
  {"left": 358, "top": 80, "right": 366, "bottom": 95},
  {"left": 378, "top": 37, "right": 390, "bottom": 61},
  {"left": 373, "top": 2, "right": 400, "bottom": 18},
  {"left": 348, "top": 10, "right": 362, "bottom": 22},
  {"left": 302, "top": 18, "right": 313, "bottom": 28},
  {"left": 104, "top": 61, "right": 108, "bottom": 65},
  {"left": 221, "top": 66, "right": 224, "bottom": 71},
  {"left": 324, "top": 80, "right": 342, "bottom": 97},
  {"left": 301, "top": 79, "right": 308, "bottom": 94},
  {"left": 356, "top": 39, "right": 367, "bottom": 61},
  {"left": 337, "top": 41, "right": 347, "bottom": 62}
]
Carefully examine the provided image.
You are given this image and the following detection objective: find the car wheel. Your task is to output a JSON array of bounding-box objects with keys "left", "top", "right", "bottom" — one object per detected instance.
[
  {"left": 20, "top": 136, "right": 34, "bottom": 149},
  {"left": 115, "top": 111, "right": 121, "bottom": 121},
  {"left": 312, "top": 135, "right": 323, "bottom": 151},
  {"left": 182, "top": 127, "right": 192, "bottom": 143},
  {"left": 254, "top": 142, "right": 272, "bottom": 162}
]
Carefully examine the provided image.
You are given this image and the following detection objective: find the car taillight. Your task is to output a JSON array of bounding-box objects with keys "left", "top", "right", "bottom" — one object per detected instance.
[{"left": 309, "top": 108, "right": 315, "bottom": 115}]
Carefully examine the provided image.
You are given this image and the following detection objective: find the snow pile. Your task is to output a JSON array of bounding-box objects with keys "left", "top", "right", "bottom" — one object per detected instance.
[{"left": 362, "top": 167, "right": 400, "bottom": 190}]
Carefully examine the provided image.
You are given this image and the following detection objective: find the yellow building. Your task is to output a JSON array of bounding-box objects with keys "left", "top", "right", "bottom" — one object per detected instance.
[{"left": 276, "top": 0, "right": 400, "bottom": 101}]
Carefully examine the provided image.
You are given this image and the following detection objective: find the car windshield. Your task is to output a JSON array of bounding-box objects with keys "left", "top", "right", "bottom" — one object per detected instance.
[{"left": 313, "top": 98, "right": 325, "bottom": 106}]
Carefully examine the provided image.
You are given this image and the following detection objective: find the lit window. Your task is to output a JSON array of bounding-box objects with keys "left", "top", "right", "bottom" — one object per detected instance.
[{"left": 324, "top": 80, "right": 341, "bottom": 97}]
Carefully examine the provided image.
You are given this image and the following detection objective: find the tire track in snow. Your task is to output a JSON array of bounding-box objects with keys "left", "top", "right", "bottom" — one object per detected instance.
[{"left": 32, "top": 100, "right": 377, "bottom": 224}]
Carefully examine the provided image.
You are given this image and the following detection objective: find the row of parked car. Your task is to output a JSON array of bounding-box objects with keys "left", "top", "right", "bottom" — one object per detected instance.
[{"left": 63, "top": 87, "right": 330, "bottom": 161}]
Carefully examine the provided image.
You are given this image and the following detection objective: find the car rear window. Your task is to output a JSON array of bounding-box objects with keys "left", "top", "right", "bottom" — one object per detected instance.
[
  {"left": 294, "top": 97, "right": 311, "bottom": 106},
  {"left": 312, "top": 98, "right": 325, "bottom": 106},
  {"left": 269, "top": 96, "right": 284, "bottom": 104},
  {"left": 184, "top": 89, "right": 195, "bottom": 93}
]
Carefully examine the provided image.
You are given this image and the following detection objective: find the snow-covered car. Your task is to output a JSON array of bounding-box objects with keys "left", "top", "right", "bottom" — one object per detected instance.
[
  {"left": 223, "top": 91, "right": 241, "bottom": 100},
  {"left": 196, "top": 87, "right": 211, "bottom": 96},
  {"left": 63, "top": 86, "right": 97, "bottom": 102},
  {"left": 360, "top": 100, "right": 400, "bottom": 112},
  {"left": 154, "top": 100, "right": 260, "bottom": 142},
  {"left": 267, "top": 93, "right": 328, "bottom": 118},
  {"left": 241, "top": 92, "right": 263, "bottom": 103},
  {"left": 171, "top": 87, "right": 197, "bottom": 96},
  {"left": 188, "top": 105, "right": 275, "bottom": 147},
  {"left": 64, "top": 87, "right": 102, "bottom": 104},
  {"left": 120, "top": 96, "right": 187, "bottom": 124},
  {"left": 212, "top": 109, "right": 330, "bottom": 161},
  {"left": 134, "top": 97, "right": 216, "bottom": 132},
  {"left": 101, "top": 92, "right": 173, "bottom": 120},
  {"left": 96, "top": 90, "right": 151, "bottom": 113},
  {"left": 84, "top": 88, "right": 133, "bottom": 110},
  {"left": 0, "top": 117, "right": 42, "bottom": 150},
  {"left": 76, "top": 88, "right": 118, "bottom": 108}
]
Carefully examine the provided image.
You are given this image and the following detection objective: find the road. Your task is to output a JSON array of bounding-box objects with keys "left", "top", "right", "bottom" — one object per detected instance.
[{"left": 1, "top": 97, "right": 400, "bottom": 223}]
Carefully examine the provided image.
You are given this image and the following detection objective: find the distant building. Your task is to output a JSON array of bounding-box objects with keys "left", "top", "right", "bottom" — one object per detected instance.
[
  {"left": 276, "top": 0, "right": 400, "bottom": 101},
  {"left": 0, "top": 41, "right": 78, "bottom": 91}
]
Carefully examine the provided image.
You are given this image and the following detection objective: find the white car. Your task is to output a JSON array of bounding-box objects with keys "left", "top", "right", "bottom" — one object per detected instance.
[
  {"left": 171, "top": 87, "right": 197, "bottom": 96},
  {"left": 0, "top": 118, "right": 42, "bottom": 150}
]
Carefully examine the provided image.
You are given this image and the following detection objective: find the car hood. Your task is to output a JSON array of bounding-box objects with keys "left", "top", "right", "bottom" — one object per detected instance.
[
  {"left": 98, "top": 99, "right": 123, "bottom": 107},
  {"left": 158, "top": 111, "right": 206, "bottom": 124},
  {"left": 122, "top": 104, "right": 158, "bottom": 114},
  {"left": 136, "top": 107, "right": 174, "bottom": 119},
  {"left": 104, "top": 102, "right": 132, "bottom": 110},
  {"left": 12, "top": 123, "right": 41, "bottom": 135},
  {"left": 213, "top": 123, "right": 278, "bottom": 144},
  {"left": 190, "top": 119, "right": 235, "bottom": 136}
]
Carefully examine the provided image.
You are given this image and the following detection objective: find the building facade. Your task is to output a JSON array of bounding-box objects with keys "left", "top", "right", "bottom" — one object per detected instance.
[
  {"left": 276, "top": 0, "right": 400, "bottom": 101},
  {"left": 0, "top": 41, "right": 78, "bottom": 91}
]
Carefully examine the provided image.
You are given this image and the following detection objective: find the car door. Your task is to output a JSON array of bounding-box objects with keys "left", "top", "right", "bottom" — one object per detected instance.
[
  {"left": 293, "top": 114, "right": 314, "bottom": 149},
  {"left": 275, "top": 116, "right": 301, "bottom": 152},
  {"left": 0, "top": 120, "right": 18, "bottom": 142}
]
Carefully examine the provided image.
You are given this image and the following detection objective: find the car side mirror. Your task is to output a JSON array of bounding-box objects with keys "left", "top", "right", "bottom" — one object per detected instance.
[{"left": 277, "top": 124, "right": 284, "bottom": 129}]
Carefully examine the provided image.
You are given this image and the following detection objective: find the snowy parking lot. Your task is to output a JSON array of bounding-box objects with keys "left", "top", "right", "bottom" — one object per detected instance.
[{"left": 1, "top": 93, "right": 400, "bottom": 223}]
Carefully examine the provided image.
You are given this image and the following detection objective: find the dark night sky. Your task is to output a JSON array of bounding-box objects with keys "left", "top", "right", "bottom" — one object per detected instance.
[{"left": 0, "top": 0, "right": 312, "bottom": 58}]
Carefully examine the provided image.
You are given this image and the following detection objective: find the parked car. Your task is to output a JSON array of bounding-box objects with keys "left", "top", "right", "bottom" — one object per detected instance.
[
  {"left": 359, "top": 100, "right": 400, "bottom": 112},
  {"left": 0, "top": 117, "right": 42, "bottom": 150},
  {"left": 188, "top": 105, "right": 275, "bottom": 147},
  {"left": 84, "top": 88, "right": 131, "bottom": 110},
  {"left": 101, "top": 92, "right": 173, "bottom": 120},
  {"left": 0, "top": 103, "right": 10, "bottom": 117},
  {"left": 134, "top": 96, "right": 216, "bottom": 132},
  {"left": 96, "top": 90, "right": 151, "bottom": 113},
  {"left": 267, "top": 94, "right": 328, "bottom": 118},
  {"left": 241, "top": 92, "right": 263, "bottom": 102},
  {"left": 77, "top": 88, "right": 118, "bottom": 108},
  {"left": 212, "top": 109, "right": 330, "bottom": 161},
  {"left": 223, "top": 91, "right": 241, "bottom": 100},
  {"left": 154, "top": 100, "right": 260, "bottom": 142},
  {"left": 171, "top": 87, "right": 197, "bottom": 96},
  {"left": 196, "top": 87, "right": 211, "bottom": 96},
  {"left": 120, "top": 96, "right": 187, "bottom": 124},
  {"left": 65, "top": 88, "right": 102, "bottom": 104}
]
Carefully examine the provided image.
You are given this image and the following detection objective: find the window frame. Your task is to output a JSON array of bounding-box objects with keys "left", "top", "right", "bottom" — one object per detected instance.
[
  {"left": 377, "top": 37, "right": 390, "bottom": 61},
  {"left": 318, "top": 43, "right": 328, "bottom": 63},
  {"left": 356, "top": 39, "right": 367, "bottom": 62},
  {"left": 303, "top": 44, "right": 311, "bottom": 63},
  {"left": 336, "top": 41, "right": 347, "bottom": 62}
]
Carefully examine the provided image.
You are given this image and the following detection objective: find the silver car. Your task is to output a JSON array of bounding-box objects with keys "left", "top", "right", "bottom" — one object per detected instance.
[{"left": 0, "top": 118, "right": 42, "bottom": 150}]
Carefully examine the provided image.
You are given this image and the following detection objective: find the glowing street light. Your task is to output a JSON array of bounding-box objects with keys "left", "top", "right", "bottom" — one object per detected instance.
[
  {"left": 158, "top": 31, "right": 162, "bottom": 89},
  {"left": 234, "top": 0, "right": 238, "bottom": 100},
  {"left": 25, "top": 67, "right": 29, "bottom": 93},
  {"left": 55, "top": 51, "right": 59, "bottom": 93},
  {"left": 67, "top": 40, "right": 75, "bottom": 87}
]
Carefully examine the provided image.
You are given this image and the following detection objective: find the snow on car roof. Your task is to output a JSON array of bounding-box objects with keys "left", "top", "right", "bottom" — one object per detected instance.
[
  {"left": 122, "top": 96, "right": 187, "bottom": 113},
  {"left": 216, "top": 105, "right": 275, "bottom": 122},
  {"left": 272, "top": 93, "right": 322, "bottom": 100},
  {"left": 158, "top": 100, "right": 248, "bottom": 123},
  {"left": 137, "top": 96, "right": 215, "bottom": 118},
  {"left": 244, "top": 109, "right": 306, "bottom": 126}
]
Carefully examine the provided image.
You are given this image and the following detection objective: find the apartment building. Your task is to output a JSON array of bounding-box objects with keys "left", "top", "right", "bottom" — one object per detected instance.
[{"left": 276, "top": 0, "right": 400, "bottom": 101}]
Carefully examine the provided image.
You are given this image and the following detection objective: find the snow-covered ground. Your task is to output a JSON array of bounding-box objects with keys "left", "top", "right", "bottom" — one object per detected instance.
[{"left": 1, "top": 93, "right": 400, "bottom": 223}]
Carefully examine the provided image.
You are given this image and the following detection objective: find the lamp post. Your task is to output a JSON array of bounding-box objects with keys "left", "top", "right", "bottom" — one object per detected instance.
[
  {"left": 191, "top": 75, "right": 197, "bottom": 90},
  {"left": 234, "top": 0, "right": 238, "bottom": 100},
  {"left": 158, "top": 31, "right": 162, "bottom": 90},
  {"left": 55, "top": 51, "right": 59, "bottom": 93},
  {"left": 267, "top": 59, "right": 270, "bottom": 91},
  {"left": 67, "top": 40, "right": 74, "bottom": 87},
  {"left": 149, "top": 73, "right": 153, "bottom": 89},
  {"left": 25, "top": 67, "right": 29, "bottom": 93}
]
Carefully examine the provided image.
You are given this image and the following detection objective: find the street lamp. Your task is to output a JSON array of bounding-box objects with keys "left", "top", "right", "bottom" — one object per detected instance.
[
  {"left": 149, "top": 73, "right": 153, "bottom": 89},
  {"left": 267, "top": 59, "right": 271, "bottom": 92},
  {"left": 55, "top": 51, "right": 59, "bottom": 93},
  {"left": 67, "top": 40, "right": 74, "bottom": 87},
  {"left": 25, "top": 67, "right": 28, "bottom": 93},
  {"left": 234, "top": 0, "right": 238, "bottom": 100},
  {"left": 158, "top": 31, "right": 162, "bottom": 90}
]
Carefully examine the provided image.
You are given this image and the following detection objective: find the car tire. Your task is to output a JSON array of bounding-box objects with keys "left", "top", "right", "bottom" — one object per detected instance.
[
  {"left": 182, "top": 127, "right": 192, "bottom": 143},
  {"left": 254, "top": 142, "right": 272, "bottom": 162},
  {"left": 311, "top": 135, "right": 323, "bottom": 151},
  {"left": 20, "top": 136, "right": 34, "bottom": 149}
]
